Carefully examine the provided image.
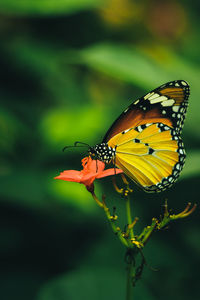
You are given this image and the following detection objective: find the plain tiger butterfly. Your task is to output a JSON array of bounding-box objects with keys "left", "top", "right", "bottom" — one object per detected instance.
[{"left": 89, "top": 80, "right": 190, "bottom": 192}]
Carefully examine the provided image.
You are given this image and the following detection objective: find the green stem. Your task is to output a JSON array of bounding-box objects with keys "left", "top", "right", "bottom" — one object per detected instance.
[
  {"left": 103, "top": 204, "right": 129, "bottom": 248},
  {"left": 91, "top": 192, "right": 104, "bottom": 208},
  {"left": 126, "top": 250, "right": 135, "bottom": 300},
  {"left": 126, "top": 265, "right": 132, "bottom": 300},
  {"left": 125, "top": 196, "right": 135, "bottom": 300},
  {"left": 91, "top": 192, "right": 129, "bottom": 247},
  {"left": 126, "top": 196, "right": 134, "bottom": 239},
  {"left": 140, "top": 218, "right": 157, "bottom": 245}
]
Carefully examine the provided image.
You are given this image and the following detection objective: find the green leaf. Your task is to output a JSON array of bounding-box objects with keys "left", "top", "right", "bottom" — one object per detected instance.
[
  {"left": 49, "top": 177, "right": 100, "bottom": 213},
  {"left": 0, "top": 167, "right": 100, "bottom": 213},
  {"left": 0, "top": 0, "right": 103, "bottom": 16},
  {"left": 80, "top": 43, "right": 200, "bottom": 90},
  {"left": 39, "top": 105, "right": 111, "bottom": 147},
  {"left": 79, "top": 43, "right": 200, "bottom": 140},
  {"left": 80, "top": 43, "right": 170, "bottom": 89}
]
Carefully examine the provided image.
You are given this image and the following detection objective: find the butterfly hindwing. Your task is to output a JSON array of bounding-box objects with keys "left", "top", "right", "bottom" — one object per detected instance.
[{"left": 107, "top": 122, "right": 186, "bottom": 192}]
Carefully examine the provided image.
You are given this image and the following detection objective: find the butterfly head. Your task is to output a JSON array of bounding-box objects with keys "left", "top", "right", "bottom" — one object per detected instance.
[{"left": 89, "top": 143, "right": 116, "bottom": 164}]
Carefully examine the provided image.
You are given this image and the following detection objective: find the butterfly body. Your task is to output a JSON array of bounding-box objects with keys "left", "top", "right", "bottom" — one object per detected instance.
[{"left": 89, "top": 80, "right": 189, "bottom": 193}]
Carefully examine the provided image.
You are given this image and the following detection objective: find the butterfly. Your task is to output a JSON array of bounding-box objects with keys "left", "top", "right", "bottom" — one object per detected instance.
[{"left": 89, "top": 80, "right": 190, "bottom": 192}]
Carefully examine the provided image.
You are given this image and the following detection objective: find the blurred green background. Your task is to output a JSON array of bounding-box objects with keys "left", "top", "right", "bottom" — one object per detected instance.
[{"left": 0, "top": 0, "right": 200, "bottom": 299}]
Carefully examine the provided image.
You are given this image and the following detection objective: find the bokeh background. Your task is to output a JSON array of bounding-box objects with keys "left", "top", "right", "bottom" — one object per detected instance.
[{"left": 0, "top": 0, "right": 200, "bottom": 299}]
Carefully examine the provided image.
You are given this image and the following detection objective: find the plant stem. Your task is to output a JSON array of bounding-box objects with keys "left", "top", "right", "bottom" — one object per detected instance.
[
  {"left": 103, "top": 204, "right": 129, "bottom": 247},
  {"left": 126, "top": 196, "right": 134, "bottom": 239},
  {"left": 126, "top": 250, "right": 135, "bottom": 300},
  {"left": 125, "top": 196, "right": 135, "bottom": 299},
  {"left": 126, "top": 265, "right": 132, "bottom": 300},
  {"left": 91, "top": 191, "right": 104, "bottom": 208}
]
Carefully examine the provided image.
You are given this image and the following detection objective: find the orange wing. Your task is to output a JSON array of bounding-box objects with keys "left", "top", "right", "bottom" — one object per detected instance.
[{"left": 103, "top": 80, "right": 189, "bottom": 142}]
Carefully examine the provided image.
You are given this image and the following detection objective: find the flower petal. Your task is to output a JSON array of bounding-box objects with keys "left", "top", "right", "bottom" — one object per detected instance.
[
  {"left": 54, "top": 170, "right": 82, "bottom": 182},
  {"left": 82, "top": 157, "right": 105, "bottom": 174},
  {"left": 91, "top": 159, "right": 105, "bottom": 173},
  {"left": 96, "top": 168, "right": 123, "bottom": 179},
  {"left": 79, "top": 172, "right": 96, "bottom": 187}
]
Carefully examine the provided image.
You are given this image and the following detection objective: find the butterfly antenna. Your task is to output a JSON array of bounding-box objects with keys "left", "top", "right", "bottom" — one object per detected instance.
[
  {"left": 74, "top": 141, "right": 90, "bottom": 147},
  {"left": 62, "top": 141, "right": 90, "bottom": 152}
]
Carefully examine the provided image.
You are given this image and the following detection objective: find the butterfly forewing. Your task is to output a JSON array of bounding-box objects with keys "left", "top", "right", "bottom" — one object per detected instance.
[{"left": 103, "top": 80, "right": 189, "bottom": 143}]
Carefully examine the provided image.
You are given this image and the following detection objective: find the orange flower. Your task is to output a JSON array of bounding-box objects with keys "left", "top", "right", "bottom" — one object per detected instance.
[{"left": 54, "top": 157, "right": 123, "bottom": 193}]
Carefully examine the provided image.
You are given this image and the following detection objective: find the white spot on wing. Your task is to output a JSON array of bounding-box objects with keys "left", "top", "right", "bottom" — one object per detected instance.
[
  {"left": 150, "top": 95, "right": 169, "bottom": 104},
  {"left": 172, "top": 106, "right": 179, "bottom": 112},
  {"left": 144, "top": 92, "right": 153, "bottom": 100},
  {"left": 161, "top": 99, "right": 175, "bottom": 107},
  {"left": 181, "top": 81, "right": 187, "bottom": 86},
  {"left": 158, "top": 95, "right": 168, "bottom": 101},
  {"left": 134, "top": 100, "right": 139, "bottom": 105},
  {"left": 149, "top": 98, "right": 162, "bottom": 104},
  {"left": 123, "top": 129, "right": 131, "bottom": 134},
  {"left": 179, "top": 149, "right": 184, "bottom": 154},
  {"left": 148, "top": 93, "right": 160, "bottom": 100}
]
